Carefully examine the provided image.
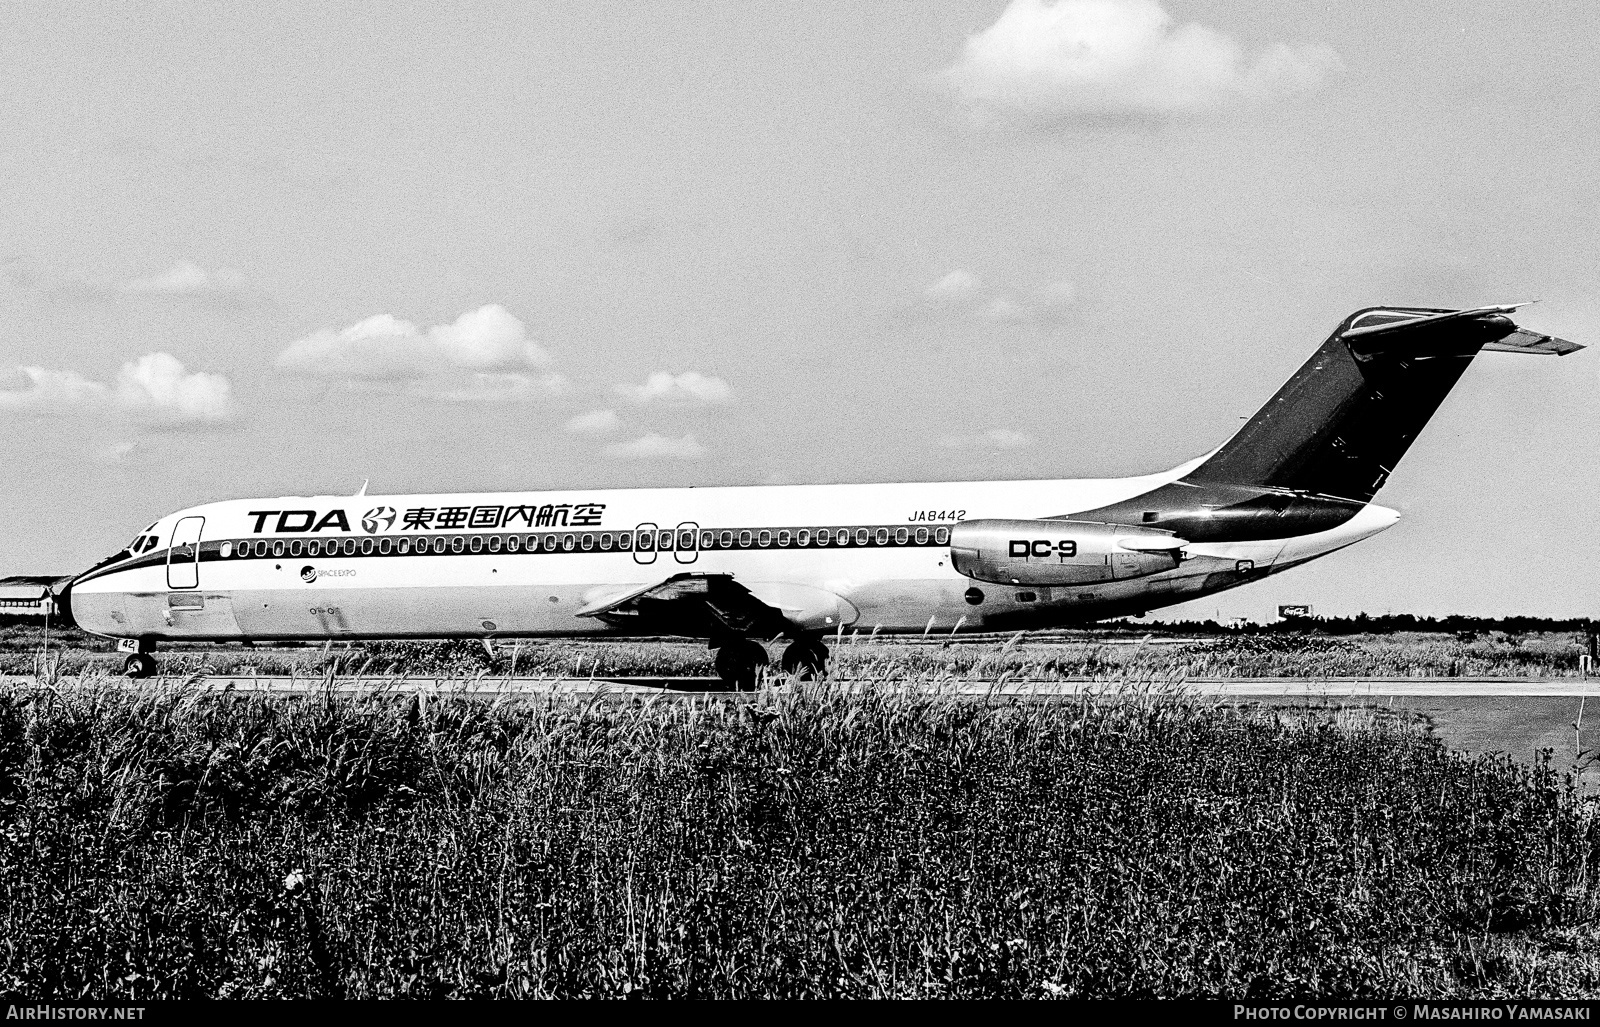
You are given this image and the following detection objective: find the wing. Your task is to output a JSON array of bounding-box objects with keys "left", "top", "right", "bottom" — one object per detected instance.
[{"left": 576, "top": 572, "right": 795, "bottom": 639}]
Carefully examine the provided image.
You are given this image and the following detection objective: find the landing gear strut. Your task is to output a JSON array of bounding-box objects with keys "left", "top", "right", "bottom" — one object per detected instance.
[
  {"left": 713, "top": 638, "right": 769, "bottom": 691},
  {"left": 780, "top": 637, "right": 830, "bottom": 679},
  {"left": 122, "top": 652, "right": 158, "bottom": 679}
]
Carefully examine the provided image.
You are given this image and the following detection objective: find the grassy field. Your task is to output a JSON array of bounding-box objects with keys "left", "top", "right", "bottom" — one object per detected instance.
[
  {"left": 2, "top": 623, "right": 1588, "bottom": 679},
  {"left": 4, "top": 675, "right": 1600, "bottom": 999}
]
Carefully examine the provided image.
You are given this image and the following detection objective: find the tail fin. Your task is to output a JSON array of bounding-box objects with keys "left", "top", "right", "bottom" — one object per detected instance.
[{"left": 1183, "top": 303, "right": 1581, "bottom": 503}]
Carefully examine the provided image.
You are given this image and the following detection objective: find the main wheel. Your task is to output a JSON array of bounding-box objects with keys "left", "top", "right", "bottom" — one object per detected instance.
[
  {"left": 780, "top": 639, "right": 830, "bottom": 679},
  {"left": 122, "top": 653, "right": 157, "bottom": 679},
  {"left": 714, "top": 639, "right": 768, "bottom": 691}
]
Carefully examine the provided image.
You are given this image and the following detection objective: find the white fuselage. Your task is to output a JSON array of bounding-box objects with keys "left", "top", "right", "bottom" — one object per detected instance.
[{"left": 69, "top": 457, "right": 1399, "bottom": 643}]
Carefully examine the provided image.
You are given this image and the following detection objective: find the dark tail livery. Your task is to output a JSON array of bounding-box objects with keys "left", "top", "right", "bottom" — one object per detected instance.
[{"left": 1068, "top": 304, "right": 1582, "bottom": 541}]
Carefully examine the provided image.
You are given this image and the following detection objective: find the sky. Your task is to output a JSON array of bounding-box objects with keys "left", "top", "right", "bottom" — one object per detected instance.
[{"left": 1, "top": 0, "right": 1596, "bottom": 620}]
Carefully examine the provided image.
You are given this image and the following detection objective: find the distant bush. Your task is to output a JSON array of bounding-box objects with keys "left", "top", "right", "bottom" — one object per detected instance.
[{"left": 2, "top": 679, "right": 1599, "bottom": 999}]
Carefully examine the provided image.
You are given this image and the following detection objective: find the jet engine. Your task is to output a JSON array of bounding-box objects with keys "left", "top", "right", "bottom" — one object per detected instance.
[{"left": 949, "top": 519, "right": 1187, "bottom": 586}]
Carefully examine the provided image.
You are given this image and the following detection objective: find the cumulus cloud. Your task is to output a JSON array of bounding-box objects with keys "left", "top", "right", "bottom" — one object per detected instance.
[
  {"left": 565, "top": 408, "right": 622, "bottom": 435},
  {"left": 276, "top": 304, "right": 551, "bottom": 381},
  {"left": 925, "top": 269, "right": 982, "bottom": 301},
  {"left": 117, "top": 260, "right": 227, "bottom": 296},
  {"left": 417, "top": 371, "right": 572, "bottom": 404},
  {"left": 946, "top": 0, "right": 1339, "bottom": 126},
  {"left": 616, "top": 371, "right": 732, "bottom": 407},
  {"left": 941, "top": 428, "right": 1034, "bottom": 450},
  {"left": 604, "top": 433, "right": 708, "bottom": 461},
  {"left": 923, "top": 271, "right": 1078, "bottom": 325},
  {"left": 0, "top": 353, "right": 235, "bottom": 427}
]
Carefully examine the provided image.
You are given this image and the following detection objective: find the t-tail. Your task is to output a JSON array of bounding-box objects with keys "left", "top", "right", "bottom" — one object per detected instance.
[{"left": 1068, "top": 303, "right": 1583, "bottom": 541}]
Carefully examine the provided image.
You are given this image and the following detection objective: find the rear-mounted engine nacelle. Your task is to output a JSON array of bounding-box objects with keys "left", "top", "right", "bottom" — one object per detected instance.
[{"left": 949, "top": 518, "right": 1186, "bottom": 586}]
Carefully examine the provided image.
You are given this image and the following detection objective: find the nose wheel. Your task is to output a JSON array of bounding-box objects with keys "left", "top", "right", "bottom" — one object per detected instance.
[{"left": 122, "top": 653, "right": 158, "bottom": 679}]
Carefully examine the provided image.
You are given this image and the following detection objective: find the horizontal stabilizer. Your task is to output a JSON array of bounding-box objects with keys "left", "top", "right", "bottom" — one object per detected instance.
[
  {"left": 1340, "top": 303, "right": 1529, "bottom": 339},
  {"left": 1480, "top": 329, "right": 1585, "bottom": 356}
]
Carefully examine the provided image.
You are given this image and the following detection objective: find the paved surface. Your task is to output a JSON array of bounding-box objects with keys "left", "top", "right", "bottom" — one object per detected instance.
[{"left": 3, "top": 673, "right": 1596, "bottom": 697}]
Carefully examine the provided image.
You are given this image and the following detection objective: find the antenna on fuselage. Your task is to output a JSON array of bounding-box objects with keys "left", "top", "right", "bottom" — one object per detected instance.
[{"left": 355, "top": 478, "right": 369, "bottom": 496}]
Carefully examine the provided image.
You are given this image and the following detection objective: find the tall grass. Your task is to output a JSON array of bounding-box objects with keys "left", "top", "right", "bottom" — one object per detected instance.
[
  {"left": 1, "top": 628, "right": 1585, "bottom": 679},
  {"left": 2, "top": 675, "right": 1599, "bottom": 999}
]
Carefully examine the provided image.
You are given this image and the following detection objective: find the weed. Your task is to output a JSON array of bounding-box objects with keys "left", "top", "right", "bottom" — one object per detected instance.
[{"left": 1, "top": 676, "right": 1598, "bottom": 998}]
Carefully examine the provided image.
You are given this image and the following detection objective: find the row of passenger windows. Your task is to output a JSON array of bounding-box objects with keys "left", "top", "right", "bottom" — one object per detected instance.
[{"left": 216, "top": 525, "right": 952, "bottom": 560}]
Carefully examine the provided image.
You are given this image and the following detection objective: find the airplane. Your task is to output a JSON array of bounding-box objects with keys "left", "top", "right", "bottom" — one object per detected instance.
[{"left": 65, "top": 303, "right": 1582, "bottom": 687}]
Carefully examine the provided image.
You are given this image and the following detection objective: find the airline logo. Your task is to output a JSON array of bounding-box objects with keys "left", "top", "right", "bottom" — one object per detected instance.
[
  {"left": 362, "top": 506, "right": 397, "bottom": 533},
  {"left": 250, "top": 501, "right": 608, "bottom": 534}
]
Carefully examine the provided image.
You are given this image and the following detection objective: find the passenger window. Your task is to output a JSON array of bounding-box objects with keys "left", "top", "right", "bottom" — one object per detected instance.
[
  {"left": 362, "top": 538, "right": 375, "bottom": 555},
  {"left": 700, "top": 530, "right": 714, "bottom": 549},
  {"left": 935, "top": 527, "right": 950, "bottom": 545},
  {"left": 543, "top": 535, "right": 559, "bottom": 552},
  {"left": 1017, "top": 591, "right": 1037, "bottom": 603},
  {"left": 679, "top": 530, "right": 695, "bottom": 550},
  {"left": 758, "top": 530, "right": 772, "bottom": 547},
  {"left": 581, "top": 534, "right": 595, "bottom": 550},
  {"left": 290, "top": 540, "right": 303, "bottom": 557},
  {"left": 816, "top": 529, "right": 830, "bottom": 546},
  {"left": 915, "top": 527, "right": 929, "bottom": 545},
  {"left": 308, "top": 540, "right": 321, "bottom": 557},
  {"left": 599, "top": 533, "right": 612, "bottom": 551},
  {"left": 617, "top": 532, "right": 632, "bottom": 550},
  {"left": 452, "top": 537, "right": 465, "bottom": 553},
  {"left": 894, "top": 527, "right": 908, "bottom": 545},
  {"left": 778, "top": 530, "right": 791, "bottom": 547},
  {"left": 856, "top": 528, "right": 869, "bottom": 545},
  {"left": 797, "top": 529, "right": 810, "bottom": 546},
  {"left": 874, "top": 528, "right": 888, "bottom": 545},
  {"left": 719, "top": 530, "right": 733, "bottom": 548},
  {"left": 738, "top": 530, "right": 753, "bottom": 548},
  {"left": 562, "top": 534, "right": 576, "bottom": 551},
  {"left": 657, "top": 530, "right": 673, "bottom": 551},
  {"left": 507, "top": 536, "right": 519, "bottom": 552},
  {"left": 469, "top": 536, "right": 483, "bottom": 553},
  {"left": 380, "top": 538, "right": 393, "bottom": 555},
  {"left": 488, "top": 535, "right": 502, "bottom": 553},
  {"left": 220, "top": 541, "right": 233, "bottom": 558}
]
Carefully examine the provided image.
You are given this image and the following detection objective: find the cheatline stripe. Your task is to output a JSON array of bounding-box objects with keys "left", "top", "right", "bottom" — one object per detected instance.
[{"left": 73, "top": 522, "right": 959, "bottom": 584}]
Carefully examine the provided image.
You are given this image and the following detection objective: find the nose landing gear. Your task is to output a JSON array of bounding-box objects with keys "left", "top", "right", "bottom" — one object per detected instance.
[{"left": 116, "top": 639, "right": 158, "bottom": 679}]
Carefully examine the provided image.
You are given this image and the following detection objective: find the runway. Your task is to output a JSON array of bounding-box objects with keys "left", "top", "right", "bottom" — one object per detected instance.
[{"left": 3, "top": 673, "right": 1595, "bottom": 697}]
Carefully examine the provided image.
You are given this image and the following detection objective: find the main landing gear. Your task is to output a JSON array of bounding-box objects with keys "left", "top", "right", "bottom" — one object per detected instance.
[
  {"left": 714, "top": 638, "right": 768, "bottom": 691},
  {"left": 779, "top": 637, "right": 830, "bottom": 680},
  {"left": 712, "top": 636, "right": 831, "bottom": 690}
]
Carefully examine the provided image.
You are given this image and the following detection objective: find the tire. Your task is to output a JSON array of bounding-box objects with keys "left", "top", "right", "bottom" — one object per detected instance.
[
  {"left": 780, "top": 639, "right": 829, "bottom": 679},
  {"left": 123, "top": 653, "right": 156, "bottom": 679},
  {"left": 714, "top": 639, "right": 768, "bottom": 691}
]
